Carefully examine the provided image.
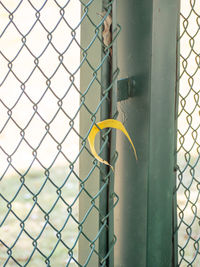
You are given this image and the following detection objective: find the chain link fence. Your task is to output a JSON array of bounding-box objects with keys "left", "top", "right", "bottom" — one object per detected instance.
[
  {"left": 0, "top": 0, "right": 119, "bottom": 266},
  {"left": 176, "top": 0, "right": 200, "bottom": 266}
]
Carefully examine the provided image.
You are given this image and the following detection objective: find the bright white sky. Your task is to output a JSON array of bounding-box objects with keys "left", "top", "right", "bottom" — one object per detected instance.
[
  {"left": 0, "top": 1, "right": 81, "bottom": 175},
  {"left": 178, "top": 0, "right": 200, "bottom": 158}
]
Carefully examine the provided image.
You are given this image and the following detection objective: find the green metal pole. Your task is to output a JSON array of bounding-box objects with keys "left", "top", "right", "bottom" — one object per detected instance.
[
  {"left": 99, "top": 1, "right": 117, "bottom": 266},
  {"left": 114, "top": 1, "right": 179, "bottom": 266},
  {"left": 173, "top": 2, "right": 181, "bottom": 266}
]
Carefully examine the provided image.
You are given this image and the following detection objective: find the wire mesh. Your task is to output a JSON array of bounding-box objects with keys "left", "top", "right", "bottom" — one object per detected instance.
[
  {"left": 0, "top": 0, "right": 119, "bottom": 266},
  {"left": 176, "top": 0, "right": 200, "bottom": 266}
]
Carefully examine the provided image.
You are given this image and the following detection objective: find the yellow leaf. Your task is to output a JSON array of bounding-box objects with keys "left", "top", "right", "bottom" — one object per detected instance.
[{"left": 88, "top": 119, "right": 137, "bottom": 171}]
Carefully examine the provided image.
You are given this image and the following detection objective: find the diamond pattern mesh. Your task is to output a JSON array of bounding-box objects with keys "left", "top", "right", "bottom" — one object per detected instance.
[{"left": 0, "top": 0, "right": 119, "bottom": 266}]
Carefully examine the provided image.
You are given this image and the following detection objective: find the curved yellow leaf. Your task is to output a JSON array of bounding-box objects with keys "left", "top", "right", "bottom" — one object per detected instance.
[{"left": 88, "top": 119, "right": 137, "bottom": 170}]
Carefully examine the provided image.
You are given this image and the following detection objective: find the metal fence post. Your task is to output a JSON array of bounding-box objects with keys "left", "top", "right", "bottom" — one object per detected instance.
[
  {"left": 114, "top": 1, "right": 179, "bottom": 266},
  {"left": 79, "top": 1, "right": 118, "bottom": 266},
  {"left": 99, "top": 1, "right": 118, "bottom": 267}
]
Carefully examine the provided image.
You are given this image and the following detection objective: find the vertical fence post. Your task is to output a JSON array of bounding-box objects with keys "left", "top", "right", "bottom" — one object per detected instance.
[
  {"left": 79, "top": 1, "right": 117, "bottom": 266},
  {"left": 114, "top": 1, "right": 179, "bottom": 266},
  {"left": 173, "top": 2, "right": 180, "bottom": 266},
  {"left": 99, "top": 1, "right": 118, "bottom": 266},
  {"left": 98, "top": 0, "right": 112, "bottom": 264}
]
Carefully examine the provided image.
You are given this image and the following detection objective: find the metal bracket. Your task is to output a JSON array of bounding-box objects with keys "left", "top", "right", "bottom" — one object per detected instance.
[{"left": 117, "top": 76, "right": 136, "bottom": 102}]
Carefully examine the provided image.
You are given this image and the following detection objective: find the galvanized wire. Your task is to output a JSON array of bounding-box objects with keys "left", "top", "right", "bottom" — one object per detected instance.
[
  {"left": 0, "top": 0, "right": 120, "bottom": 266},
  {"left": 176, "top": 0, "right": 200, "bottom": 265}
]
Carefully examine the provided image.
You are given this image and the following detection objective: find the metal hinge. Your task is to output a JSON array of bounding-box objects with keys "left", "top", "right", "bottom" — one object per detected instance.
[{"left": 117, "top": 76, "right": 136, "bottom": 102}]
